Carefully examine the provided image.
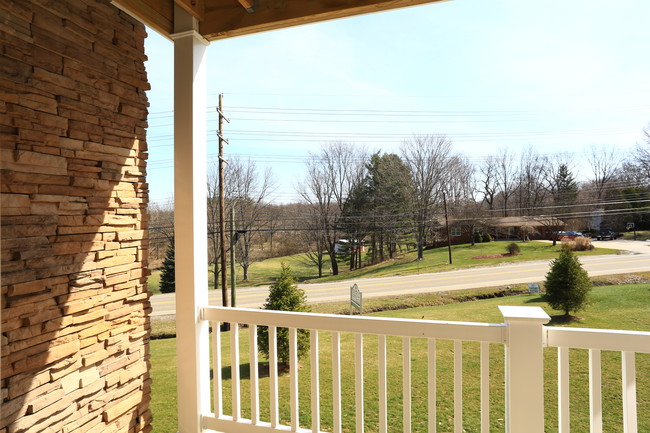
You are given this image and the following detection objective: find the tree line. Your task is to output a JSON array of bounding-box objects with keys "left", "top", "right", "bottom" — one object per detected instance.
[{"left": 149, "top": 125, "right": 650, "bottom": 285}]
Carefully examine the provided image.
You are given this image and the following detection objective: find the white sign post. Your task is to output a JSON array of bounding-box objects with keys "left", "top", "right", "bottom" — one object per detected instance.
[
  {"left": 350, "top": 284, "right": 362, "bottom": 315},
  {"left": 627, "top": 222, "right": 636, "bottom": 240}
]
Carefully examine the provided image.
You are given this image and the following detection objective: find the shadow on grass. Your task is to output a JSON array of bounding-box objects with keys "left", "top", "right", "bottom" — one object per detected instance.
[
  {"left": 523, "top": 296, "right": 546, "bottom": 304},
  {"left": 548, "top": 314, "right": 584, "bottom": 325},
  {"left": 221, "top": 362, "right": 291, "bottom": 381}
]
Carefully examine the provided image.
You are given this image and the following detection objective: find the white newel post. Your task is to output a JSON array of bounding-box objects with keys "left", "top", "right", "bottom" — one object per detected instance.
[
  {"left": 172, "top": 5, "right": 210, "bottom": 432},
  {"left": 499, "top": 306, "right": 550, "bottom": 433}
]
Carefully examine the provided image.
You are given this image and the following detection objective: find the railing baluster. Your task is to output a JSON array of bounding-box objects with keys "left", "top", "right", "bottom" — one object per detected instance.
[
  {"left": 212, "top": 322, "right": 222, "bottom": 417},
  {"left": 332, "top": 331, "right": 342, "bottom": 433},
  {"left": 403, "top": 337, "right": 412, "bottom": 433},
  {"left": 428, "top": 338, "right": 436, "bottom": 433},
  {"left": 270, "top": 326, "right": 279, "bottom": 428},
  {"left": 249, "top": 325, "right": 259, "bottom": 425},
  {"left": 355, "top": 333, "right": 364, "bottom": 433},
  {"left": 622, "top": 351, "right": 637, "bottom": 433},
  {"left": 588, "top": 349, "right": 602, "bottom": 433},
  {"left": 454, "top": 340, "right": 463, "bottom": 433},
  {"left": 558, "top": 347, "right": 569, "bottom": 433},
  {"left": 311, "top": 330, "right": 320, "bottom": 433},
  {"left": 480, "top": 341, "right": 489, "bottom": 433},
  {"left": 290, "top": 328, "right": 299, "bottom": 432},
  {"left": 378, "top": 335, "right": 387, "bottom": 433},
  {"left": 231, "top": 323, "right": 241, "bottom": 421}
]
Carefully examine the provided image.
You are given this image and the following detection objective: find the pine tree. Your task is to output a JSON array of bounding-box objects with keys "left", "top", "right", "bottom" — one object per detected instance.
[
  {"left": 258, "top": 263, "right": 310, "bottom": 365},
  {"left": 553, "top": 164, "right": 578, "bottom": 206},
  {"left": 544, "top": 244, "right": 592, "bottom": 318},
  {"left": 159, "top": 242, "right": 176, "bottom": 293}
]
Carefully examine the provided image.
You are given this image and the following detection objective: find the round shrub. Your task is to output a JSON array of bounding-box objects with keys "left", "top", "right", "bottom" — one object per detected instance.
[{"left": 506, "top": 242, "right": 520, "bottom": 255}]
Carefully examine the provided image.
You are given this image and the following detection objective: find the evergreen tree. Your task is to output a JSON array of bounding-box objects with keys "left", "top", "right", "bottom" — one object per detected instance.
[
  {"left": 366, "top": 153, "right": 413, "bottom": 262},
  {"left": 159, "top": 242, "right": 176, "bottom": 293},
  {"left": 552, "top": 164, "right": 578, "bottom": 206},
  {"left": 258, "top": 264, "right": 310, "bottom": 364},
  {"left": 544, "top": 245, "right": 592, "bottom": 317}
]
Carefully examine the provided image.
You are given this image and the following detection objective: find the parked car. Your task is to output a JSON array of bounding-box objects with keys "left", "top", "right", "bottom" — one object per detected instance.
[
  {"left": 596, "top": 229, "right": 619, "bottom": 240},
  {"left": 550, "top": 231, "right": 583, "bottom": 241},
  {"left": 550, "top": 231, "right": 567, "bottom": 240}
]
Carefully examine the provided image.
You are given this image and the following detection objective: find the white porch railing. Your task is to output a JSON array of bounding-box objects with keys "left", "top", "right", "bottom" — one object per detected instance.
[{"left": 195, "top": 306, "right": 649, "bottom": 433}]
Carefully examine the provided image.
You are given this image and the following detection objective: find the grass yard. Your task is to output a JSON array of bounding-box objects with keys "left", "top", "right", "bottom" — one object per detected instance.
[
  {"left": 147, "top": 253, "right": 318, "bottom": 294},
  {"left": 150, "top": 283, "right": 650, "bottom": 432},
  {"left": 618, "top": 230, "right": 650, "bottom": 241},
  {"left": 147, "top": 240, "right": 618, "bottom": 294},
  {"left": 306, "top": 240, "right": 616, "bottom": 284}
]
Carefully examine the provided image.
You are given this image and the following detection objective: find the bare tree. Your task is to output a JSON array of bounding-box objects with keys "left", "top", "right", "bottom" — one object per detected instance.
[
  {"left": 516, "top": 146, "right": 548, "bottom": 216},
  {"left": 297, "top": 203, "right": 328, "bottom": 278},
  {"left": 479, "top": 155, "right": 498, "bottom": 210},
  {"left": 443, "top": 155, "right": 475, "bottom": 207},
  {"left": 298, "top": 142, "right": 367, "bottom": 276},
  {"left": 401, "top": 135, "right": 454, "bottom": 259},
  {"left": 149, "top": 200, "right": 174, "bottom": 266},
  {"left": 633, "top": 123, "right": 650, "bottom": 179},
  {"left": 444, "top": 155, "right": 484, "bottom": 245},
  {"left": 586, "top": 145, "right": 622, "bottom": 202},
  {"left": 207, "top": 167, "right": 222, "bottom": 297},
  {"left": 226, "top": 157, "right": 274, "bottom": 281},
  {"left": 494, "top": 147, "right": 519, "bottom": 217},
  {"left": 258, "top": 204, "right": 283, "bottom": 257}
]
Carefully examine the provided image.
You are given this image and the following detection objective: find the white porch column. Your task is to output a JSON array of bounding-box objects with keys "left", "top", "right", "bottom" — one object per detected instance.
[
  {"left": 172, "top": 5, "right": 210, "bottom": 433},
  {"left": 499, "top": 306, "right": 550, "bottom": 433}
]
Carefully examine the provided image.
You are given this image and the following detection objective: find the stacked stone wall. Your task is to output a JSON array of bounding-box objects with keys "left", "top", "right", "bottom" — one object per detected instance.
[{"left": 1, "top": 0, "right": 151, "bottom": 431}]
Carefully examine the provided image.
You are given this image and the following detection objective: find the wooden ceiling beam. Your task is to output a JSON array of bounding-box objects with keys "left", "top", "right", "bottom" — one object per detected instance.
[
  {"left": 237, "top": 0, "right": 255, "bottom": 11},
  {"left": 201, "top": 0, "right": 447, "bottom": 40},
  {"left": 175, "top": 0, "right": 206, "bottom": 21},
  {"left": 114, "top": 0, "right": 448, "bottom": 42}
]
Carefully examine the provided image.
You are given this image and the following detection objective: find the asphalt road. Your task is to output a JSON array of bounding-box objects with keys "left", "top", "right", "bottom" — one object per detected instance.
[{"left": 150, "top": 240, "right": 650, "bottom": 316}]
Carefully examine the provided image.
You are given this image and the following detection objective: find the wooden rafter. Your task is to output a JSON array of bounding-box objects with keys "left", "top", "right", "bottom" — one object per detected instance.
[
  {"left": 113, "top": 0, "right": 447, "bottom": 41},
  {"left": 236, "top": 0, "right": 255, "bottom": 12},
  {"left": 175, "top": 0, "right": 205, "bottom": 21},
  {"left": 201, "top": 0, "right": 447, "bottom": 40}
]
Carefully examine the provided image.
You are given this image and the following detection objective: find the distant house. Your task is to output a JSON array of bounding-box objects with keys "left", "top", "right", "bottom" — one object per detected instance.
[
  {"left": 487, "top": 216, "right": 564, "bottom": 240},
  {"left": 334, "top": 239, "right": 366, "bottom": 254}
]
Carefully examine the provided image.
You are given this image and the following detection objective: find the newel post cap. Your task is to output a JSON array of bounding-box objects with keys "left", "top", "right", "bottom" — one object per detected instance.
[{"left": 499, "top": 306, "right": 551, "bottom": 323}]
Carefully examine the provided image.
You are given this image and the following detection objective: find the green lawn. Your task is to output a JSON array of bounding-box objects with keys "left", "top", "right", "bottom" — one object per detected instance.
[
  {"left": 618, "top": 230, "right": 650, "bottom": 241},
  {"left": 307, "top": 240, "right": 616, "bottom": 284},
  {"left": 150, "top": 283, "right": 650, "bottom": 432},
  {"left": 147, "top": 241, "right": 618, "bottom": 294}
]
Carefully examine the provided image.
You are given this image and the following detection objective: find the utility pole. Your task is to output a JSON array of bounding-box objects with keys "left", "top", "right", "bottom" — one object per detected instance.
[
  {"left": 230, "top": 207, "right": 236, "bottom": 308},
  {"left": 443, "top": 191, "right": 453, "bottom": 265},
  {"left": 217, "top": 94, "right": 229, "bottom": 307}
]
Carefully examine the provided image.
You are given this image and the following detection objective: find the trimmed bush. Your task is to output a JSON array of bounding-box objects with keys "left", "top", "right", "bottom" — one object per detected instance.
[
  {"left": 481, "top": 232, "right": 492, "bottom": 242},
  {"left": 473, "top": 232, "right": 483, "bottom": 244},
  {"left": 544, "top": 244, "right": 592, "bottom": 317},
  {"left": 258, "top": 263, "right": 310, "bottom": 364}
]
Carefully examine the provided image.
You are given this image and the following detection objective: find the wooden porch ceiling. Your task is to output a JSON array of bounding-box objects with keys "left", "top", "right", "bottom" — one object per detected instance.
[{"left": 113, "top": 0, "right": 447, "bottom": 41}]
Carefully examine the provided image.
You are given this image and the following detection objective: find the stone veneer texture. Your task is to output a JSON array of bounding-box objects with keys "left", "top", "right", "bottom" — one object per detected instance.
[{"left": 1, "top": 0, "right": 152, "bottom": 431}]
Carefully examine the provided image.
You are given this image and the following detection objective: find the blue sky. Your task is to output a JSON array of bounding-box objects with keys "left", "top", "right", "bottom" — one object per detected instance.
[{"left": 144, "top": 0, "right": 650, "bottom": 205}]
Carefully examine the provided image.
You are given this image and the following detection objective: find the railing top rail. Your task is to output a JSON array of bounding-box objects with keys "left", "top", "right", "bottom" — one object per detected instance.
[
  {"left": 545, "top": 326, "right": 650, "bottom": 353},
  {"left": 202, "top": 306, "right": 505, "bottom": 343}
]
